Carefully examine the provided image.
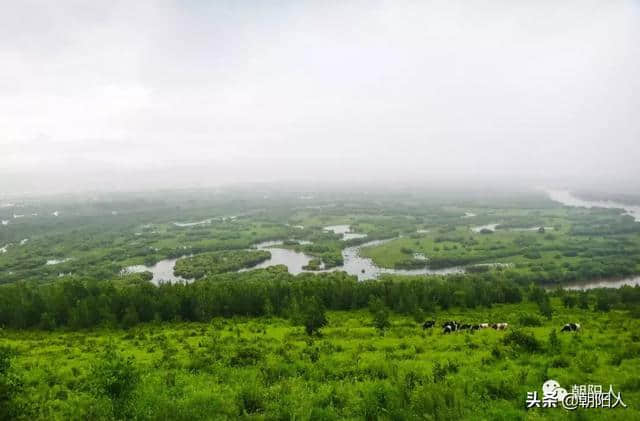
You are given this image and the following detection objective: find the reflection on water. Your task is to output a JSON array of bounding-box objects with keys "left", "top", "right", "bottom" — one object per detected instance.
[
  {"left": 471, "top": 223, "right": 499, "bottom": 233},
  {"left": 554, "top": 276, "right": 640, "bottom": 291},
  {"left": 547, "top": 189, "right": 640, "bottom": 222},
  {"left": 244, "top": 238, "right": 463, "bottom": 280},
  {"left": 173, "top": 219, "right": 212, "bottom": 227},
  {"left": 124, "top": 258, "right": 188, "bottom": 285},
  {"left": 324, "top": 225, "right": 351, "bottom": 234},
  {"left": 511, "top": 226, "right": 553, "bottom": 232},
  {"left": 334, "top": 239, "right": 463, "bottom": 281},
  {"left": 324, "top": 225, "right": 368, "bottom": 241},
  {"left": 46, "top": 258, "right": 71, "bottom": 265},
  {"left": 343, "top": 233, "right": 367, "bottom": 240},
  {"left": 243, "top": 241, "right": 313, "bottom": 274}
]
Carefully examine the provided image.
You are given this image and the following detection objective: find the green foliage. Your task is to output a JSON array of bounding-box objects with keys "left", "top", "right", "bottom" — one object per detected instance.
[
  {"left": 236, "top": 381, "right": 265, "bottom": 415},
  {"left": 0, "top": 271, "right": 530, "bottom": 330},
  {"left": 122, "top": 305, "right": 140, "bottom": 329},
  {"left": 595, "top": 290, "right": 617, "bottom": 312},
  {"left": 578, "top": 292, "right": 590, "bottom": 309},
  {"left": 503, "top": 329, "right": 541, "bottom": 353},
  {"left": 173, "top": 249, "right": 271, "bottom": 279},
  {"left": 303, "top": 258, "right": 322, "bottom": 270},
  {"left": 517, "top": 312, "right": 543, "bottom": 327},
  {"left": 562, "top": 294, "right": 577, "bottom": 308},
  {"left": 368, "top": 297, "right": 391, "bottom": 333},
  {"left": 89, "top": 343, "right": 139, "bottom": 418},
  {"left": 538, "top": 297, "right": 553, "bottom": 320},
  {"left": 300, "top": 296, "right": 328, "bottom": 336},
  {"left": 1, "top": 303, "right": 640, "bottom": 420},
  {"left": 0, "top": 346, "right": 21, "bottom": 420},
  {"left": 547, "top": 329, "right": 561, "bottom": 354}
]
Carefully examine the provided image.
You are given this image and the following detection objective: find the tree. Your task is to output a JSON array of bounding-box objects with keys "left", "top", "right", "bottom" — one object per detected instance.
[
  {"left": 595, "top": 292, "right": 612, "bottom": 312},
  {"left": 369, "top": 297, "right": 391, "bottom": 334},
  {"left": 121, "top": 305, "right": 140, "bottom": 329},
  {"left": 548, "top": 329, "right": 561, "bottom": 354},
  {"left": 527, "top": 283, "right": 546, "bottom": 306},
  {"left": 538, "top": 297, "right": 553, "bottom": 320},
  {"left": 0, "top": 347, "right": 21, "bottom": 419},
  {"left": 90, "top": 344, "right": 139, "bottom": 418},
  {"left": 300, "top": 297, "right": 327, "bottom": 336},
  {"left": 562, "top": 295, "right": 577, "bottom": 309},
  {"left": 578, "top": 292, "right": 590, "bottom": 309}
]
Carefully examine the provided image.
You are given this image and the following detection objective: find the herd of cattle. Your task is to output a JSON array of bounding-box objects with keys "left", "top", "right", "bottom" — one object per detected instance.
[{"left": 422, "top": 320, "right": 582, "bottom": 334}]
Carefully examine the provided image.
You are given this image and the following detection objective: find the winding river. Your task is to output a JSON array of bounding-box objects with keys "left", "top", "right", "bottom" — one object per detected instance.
[
  {"left": 546, "top": 189, "right": 640, "bottom": 289},
  {"left": 558, "top": 276, "right": 640, "bottom": 291},
  {"left": 124, "top": 257, "right": 188, "bottom": 284},
  {"left": 126, "top": 229, "right": 463, "bottom": 284},
  {"left": 125, "top": 193, "right": 640, "bottom": 289},
  {"left": 547, "top": 189, "right": 640, "bottom": 222},
  {"left": 245, "top": 238, "right": 463, "bottom": 281}
]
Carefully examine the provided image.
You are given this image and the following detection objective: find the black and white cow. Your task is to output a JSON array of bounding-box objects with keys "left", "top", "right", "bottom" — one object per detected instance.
[
  {"left": 422, "top": 320, "right": 436, "bottom": 329},
  {"left": 442, "top": 321, "right": 459, "bottom": 334},
  {"left": 560, "top": 323, "right": 581, "bottom": 332},
  {"left": 459, "top": 324, "right": 472, "bottom": 330},
  {"left": 491, "top": 323, "right": 509, "bottom": 330}
]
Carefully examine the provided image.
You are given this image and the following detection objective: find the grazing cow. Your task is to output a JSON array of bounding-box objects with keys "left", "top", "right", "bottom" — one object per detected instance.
[
  {"left": 561, "top": 323, "right": 581, "bottom": 332},
  {"left": 442, "top": 321, "right": 459, "bottom": 334},
  {"left": 491, "top": 323, "right": 509, "bottom": 330},
  {"left": 471, "top": 324, "right": 481, "bottom": 331},
  {"left": 422, "top": 320, "right": 436, "bottom": 329},
  {"left": 479, "top": 323, "right": 489, "bottom": 329},
  {"left": 459, "top": 324, "right": 472, "bottom": 330}
]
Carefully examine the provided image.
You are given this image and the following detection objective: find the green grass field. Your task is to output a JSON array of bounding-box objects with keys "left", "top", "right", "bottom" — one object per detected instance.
[{"left": 2, "top": 300, "right": 638, "bottom": 420}]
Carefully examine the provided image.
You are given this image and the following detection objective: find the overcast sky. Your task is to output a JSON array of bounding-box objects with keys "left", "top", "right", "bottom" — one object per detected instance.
[{"left": 1, "top": 0, "right": 639, "bottom": 195}]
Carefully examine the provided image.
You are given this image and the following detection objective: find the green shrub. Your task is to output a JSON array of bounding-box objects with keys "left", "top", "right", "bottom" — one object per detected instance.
[
  {"left": 0, "top": 347, "right": 22, "bottom": 420},
  {"left": 236, "top": 381, "right": 265, "bottom": 415},
  {"left": 230, "top": 345, "right": 262, "bottom": 367},
  {"left": 300, "top": 297, "right": 328, "bottom": 336},
  {"left": 503, "top": 330, "right": 541, "bottom": 353},
  {"left": 410, "top": 383, "right": 463, "bottom": 420},
  {"left": 89, "top": 344, "right": 139, "bottom": 418},
  {"left": 517, "top": 313, "right": 542, "bottom": 327}
]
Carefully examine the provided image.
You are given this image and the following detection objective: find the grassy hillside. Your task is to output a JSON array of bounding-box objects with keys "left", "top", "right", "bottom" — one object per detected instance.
[{"left": 2, "top": 300, "right": 638, "bottom": 420}]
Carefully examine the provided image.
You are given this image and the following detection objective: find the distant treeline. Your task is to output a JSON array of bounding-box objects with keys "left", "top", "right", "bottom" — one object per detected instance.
[{"left": 1, "top": 267, "right": 639, "bottom": 330}]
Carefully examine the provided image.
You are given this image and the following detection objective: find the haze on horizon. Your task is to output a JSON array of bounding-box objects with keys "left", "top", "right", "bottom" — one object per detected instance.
[{"left": 1, "top": 1, "right": 639, "bottom": 196}]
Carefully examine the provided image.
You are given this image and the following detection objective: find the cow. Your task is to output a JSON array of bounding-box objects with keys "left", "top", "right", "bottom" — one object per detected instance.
[
  {"left": 459, "top": 324, "right": 472, "bottom": 330},
  {"left": 561, "top": 323, "right": 581, "bottom": 332},
  {"left": 422, "top": 320, "right": 436, "bottom": 329},
  {"left": 471, "top": 324, "right": 481, "bottom": 331},
  {"left": 491, "top": 323, "right": 509, "bottom": 330},
  {"left": 442, "top": 321, "right": 459, "bottom": 334},
  {"left": 479, "top": 323, "right": 489, "bottom": 329}
]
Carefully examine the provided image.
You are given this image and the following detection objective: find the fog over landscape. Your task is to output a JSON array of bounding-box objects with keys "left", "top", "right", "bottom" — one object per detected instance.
[{"left": 2, "top": 0, "right": 639, "bottom": 195}]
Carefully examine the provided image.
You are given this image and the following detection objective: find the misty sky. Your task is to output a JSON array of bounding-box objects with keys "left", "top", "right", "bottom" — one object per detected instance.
[{"left": 1, "top": 1, "right": 639, "bottom": 195}]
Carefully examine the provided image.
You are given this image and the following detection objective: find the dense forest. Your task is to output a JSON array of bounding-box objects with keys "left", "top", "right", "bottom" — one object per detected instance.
[{"left": 2, "top": 269, "right": 639, "bottom": 331}]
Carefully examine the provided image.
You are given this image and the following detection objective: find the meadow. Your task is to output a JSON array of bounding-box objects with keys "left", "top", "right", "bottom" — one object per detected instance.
[{"left": 2, "top": 299, "right": 638, "bottom": 420}]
